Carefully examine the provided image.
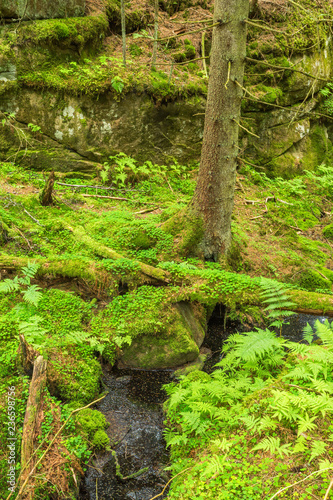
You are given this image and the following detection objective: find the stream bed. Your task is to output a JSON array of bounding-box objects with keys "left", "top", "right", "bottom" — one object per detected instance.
[
  {"left": 80, "top": 311, "right": 332, "bottom": 500},
  {"left": 79, "top": 368, "right": 172, "bottom": 500}
]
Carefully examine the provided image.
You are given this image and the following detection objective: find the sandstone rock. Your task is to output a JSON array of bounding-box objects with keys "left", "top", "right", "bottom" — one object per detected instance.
[{"left": 0, "top": 0, "right": 85, "bottom": 20}]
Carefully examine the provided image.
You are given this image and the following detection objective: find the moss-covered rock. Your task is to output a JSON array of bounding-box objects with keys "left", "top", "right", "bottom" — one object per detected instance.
[
  {"left": 47, "top": 350, "right": 102, "bottom": 404},
  {"left": 0, "top": 0, "right": 85, "bottom": 20},
  {"left": 119, "top": 301, "right": 205, "bottom": 369},
  {"left": 298, "top": 269, "right": 331, "bottom": 292},
  {"left": 323, "top": 223, "right": 333, "bottom": 240}
]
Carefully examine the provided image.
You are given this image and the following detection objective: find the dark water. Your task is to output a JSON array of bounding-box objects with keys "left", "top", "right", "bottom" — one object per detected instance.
[
  {"left": 80, "top": 311, "right": 332, "bottom": 499},
  {"left": 203, "top": 310, "right": 332, "bottom": 370},
  {"left": 79, "top": 368, "right": 172, "bottom": 500}
]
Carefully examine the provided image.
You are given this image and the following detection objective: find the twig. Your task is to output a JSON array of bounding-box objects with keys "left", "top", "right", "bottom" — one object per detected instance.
[
  {"left": 56, "top": 182, "right": 116, "bottom": 190},
  {"left": 148, "top": 467, "right": 191, "bottom": 500},
  {"left": 233, "top": 119, "right": 260, "bottom": 138},
  {"left": 156, "top": 21, "right": 220, "bottom": 41},
  {"left": 13, "top": 225, "right": 33, "bottom": 250},
  {"left": 245, "top": 57, "right": 327, "bottom": 82},
  {"left": 7, "top": 395, "right": 107, "bottom": 500},
  {"left": 80, "top": 194, "right": 131, "bottom": 201},
  {"left": 245, "top": 19, "right": 293, "bottom": 35},
  {"left": 156, "top": 56, "right": 209, "bottom": 66},
  {"left": 171, "top": 18, "right": 213, "bottom": 24},
  {"left": 268, "top": 466, "right": 333, "bottom": 500},
  {"left": 324, "top": 477, "right": 333, "bottom": 500},
  {"left": 134, "top": 207, "right": 159, "bottom": 214},
  {"left": 234, "top": 78, "right": 258, "bottom": 100},
  {"left": 201, "top": 31, "right": 208, "bottom": 78},
  {"left": 225, "top": 60, "right": 231, "bottom": 89}
]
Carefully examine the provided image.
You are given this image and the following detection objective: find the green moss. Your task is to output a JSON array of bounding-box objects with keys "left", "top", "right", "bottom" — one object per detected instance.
[
  {"left": 162, "top": 209, "right": 204, "bottom": 256},
  {"left": 47, "top": 350, "right": 102, "bottom": 404},
  {"left": 17, "top": 15, "right": 108, "bottom": 50},
  {"left": 92, "top": 429, "right": 110, "bottom": 450},
  {"left": 298, "top": 269, "right": 331, "bottom": 292},
  {"left": 323, "top": 223, "right": 333, "bottom": 240},
  {"left": 76, "top": 408, "right": 108, "bottom": 438}
]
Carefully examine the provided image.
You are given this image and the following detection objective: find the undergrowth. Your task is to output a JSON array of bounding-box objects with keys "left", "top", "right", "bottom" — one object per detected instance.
[{"left": 164, "top": 320, "right": 333, "bottom": 499}]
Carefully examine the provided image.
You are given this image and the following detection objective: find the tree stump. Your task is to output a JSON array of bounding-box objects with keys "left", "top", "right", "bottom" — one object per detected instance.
[{"left": 39, "top": 171, "right": 55, "bottom": 206}]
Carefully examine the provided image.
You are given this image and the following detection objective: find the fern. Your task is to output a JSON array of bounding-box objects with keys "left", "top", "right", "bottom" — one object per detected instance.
[
  {"left": 260, "top": 277, "right": 296, "bottom": 334},
  {"left": 22, "top": 284, "right": 42, "bottom": 307},
  {"left": 309, "top": 440, "right": 327, "bottom": 462},
  {"left": 297, "top": 413, "right": 317, "bottom": 435},
  {"left": 218, "top": 328, "right": 285, "bottom": 369},
  {"left": 0, "top": 277, "right": 20, "bottom": 293},
  {"left": 252, "top": 436, "right": 292, "bottom": 457}
]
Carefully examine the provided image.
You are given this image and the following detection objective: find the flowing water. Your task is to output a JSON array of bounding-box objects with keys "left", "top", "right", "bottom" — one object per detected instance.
[
  {"left": 79, "top": 367, "right": 172, "bottom": 500},
  {"left": 80, "top": 311, "right": 332, "bottom": 499}
]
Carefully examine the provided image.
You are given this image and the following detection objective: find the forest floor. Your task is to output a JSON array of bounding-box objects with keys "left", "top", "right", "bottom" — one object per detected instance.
[{"left": 1, "top": 156, "right": 333, "bottom": 500}]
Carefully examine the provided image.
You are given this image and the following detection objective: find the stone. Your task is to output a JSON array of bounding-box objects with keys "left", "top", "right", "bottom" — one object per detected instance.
[
  {"left": 119, "top": 301, "right": 206, "bottom": 370},
  {"left": 0, "top": 0, "right": 85, "bottom": 20}
]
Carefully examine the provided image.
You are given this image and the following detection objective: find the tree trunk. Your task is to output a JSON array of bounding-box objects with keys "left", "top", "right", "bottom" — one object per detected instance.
[{"left": 191, "top": 0, "right": 249, "bottom": 261}]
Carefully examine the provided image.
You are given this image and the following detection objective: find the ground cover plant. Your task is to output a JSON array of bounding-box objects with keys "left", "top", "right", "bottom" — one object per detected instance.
[
  {"left": 163, "top": 320, "right": 333, "bottom": 499},
  {"left": 1, "top": 155, "right": 333, "bottom": 498}
]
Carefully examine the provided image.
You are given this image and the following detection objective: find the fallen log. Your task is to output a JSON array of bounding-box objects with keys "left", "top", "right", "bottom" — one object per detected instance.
[{"left": 19, "top": 355, "right": 47, "bottom": 500}]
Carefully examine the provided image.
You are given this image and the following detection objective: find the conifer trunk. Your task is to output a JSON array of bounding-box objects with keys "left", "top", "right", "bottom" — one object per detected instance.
[{"left": 191, "top": 0, "right": 249, "bottom": 261}]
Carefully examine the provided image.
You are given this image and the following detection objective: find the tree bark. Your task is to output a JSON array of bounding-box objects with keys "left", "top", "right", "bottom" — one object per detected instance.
[
  {"left": 39, "top": 171, "right": 55, "bottom": 206},
  {"left": 19, "top": 356, "right": 47, "bottom": 500},
  {"left": 191, "top": 0, "right": 249, "bottom": 261}
]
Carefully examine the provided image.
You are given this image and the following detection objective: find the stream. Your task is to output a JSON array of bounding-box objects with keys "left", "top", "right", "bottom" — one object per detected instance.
[{"left": 79, "top": 311, "right": 331, "bottom": 500}]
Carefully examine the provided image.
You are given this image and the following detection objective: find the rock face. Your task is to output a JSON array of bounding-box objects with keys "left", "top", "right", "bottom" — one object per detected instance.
[
  {"left": 0, "top": 0, "right": 85, "bottom": 20},
  {"left": 0, "top": 88, "right": 205, "bottom": 168}
]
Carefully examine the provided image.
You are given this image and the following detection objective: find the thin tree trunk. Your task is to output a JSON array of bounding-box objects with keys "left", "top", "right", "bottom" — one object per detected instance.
[
  {"left": 191, "top": 0, "right": 249, "bottom": 260},
  {"left": 152, "top": 0, "right": 159, "bottom": 69},
  {"left": 121, "top": 0, "right": 126, "bottom": 67}
]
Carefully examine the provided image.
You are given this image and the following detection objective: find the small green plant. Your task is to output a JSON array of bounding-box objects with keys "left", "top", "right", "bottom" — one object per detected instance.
[
  {"left": 111, "top": 76, "right": 124, "bottom": 93},
  {"left": 28, "top": 123, "right": 42, "bottom": 133},
  {"left": 260, "top": 277, "right": 296, "bottom": 334}
]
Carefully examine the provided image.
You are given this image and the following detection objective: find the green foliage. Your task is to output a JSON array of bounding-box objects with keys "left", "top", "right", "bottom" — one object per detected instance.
[
  {"left": 164, "top": 319, "right": 333, "bottom": 499},
  {"left": 323, "top": 223, "right": 333, "bottom": 240},
  {"left": 320, "top": 82, "right": 333, "bottom": 116},
  {"left": 260, "top": 277, "right": 296, "bottom": 332},
  {"left": 299, "top": 269, "right": 331, "bottom": 292},
  {"left": 92, "top": 429, "right": 110, "bottom": 450}
]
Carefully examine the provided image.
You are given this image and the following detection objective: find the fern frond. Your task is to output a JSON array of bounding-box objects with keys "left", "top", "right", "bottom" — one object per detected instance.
[
  {"left": 252, "top": 436, "right": 291, "bottom": 457},
  {"left": 0, "top": 277, "right": 20, "bottom": 294},
  {"left": 21, "top": 262, "right": 40, "bottom": 279},
  {"left": 309, "top": 440, "right": 327, "bottom": 462},
  {"left": 296, "top": 413, "right": 317, "bottom": 435},
  {"left": 22, "top": 285, "right": 42, "bottom": 307},
  {"left": 303, "top": 323, "right": 314, "bottom": 344}
]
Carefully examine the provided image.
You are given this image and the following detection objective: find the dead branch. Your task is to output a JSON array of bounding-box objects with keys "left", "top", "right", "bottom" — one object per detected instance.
[
  {"left": 80, "top": 194, "right": 131, "bottom": 201},
  {"left": 245, "top": 57, "right": 328, "bottom": 82},
  {"left": 19, "top": 356, "right": 47, "bottom": 500}
]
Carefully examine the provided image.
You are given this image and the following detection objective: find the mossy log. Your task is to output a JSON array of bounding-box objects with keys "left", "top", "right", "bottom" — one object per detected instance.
[
  {"left": 19, "top": 356, "right": 47, "bottom": 500},
  {"left": 0, "top": 252, "right": 168, "bottom": 290},
  {"left": 64, "top": 224, "right": 171, "bottom": 283}
]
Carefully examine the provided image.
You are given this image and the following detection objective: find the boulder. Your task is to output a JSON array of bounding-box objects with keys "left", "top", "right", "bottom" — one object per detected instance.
[
  {"left": 0, "top": 0, "right": 85, "bottom": 20},
  {"left": 119, "top": 301, "right": 206, "bottom": 370}
]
